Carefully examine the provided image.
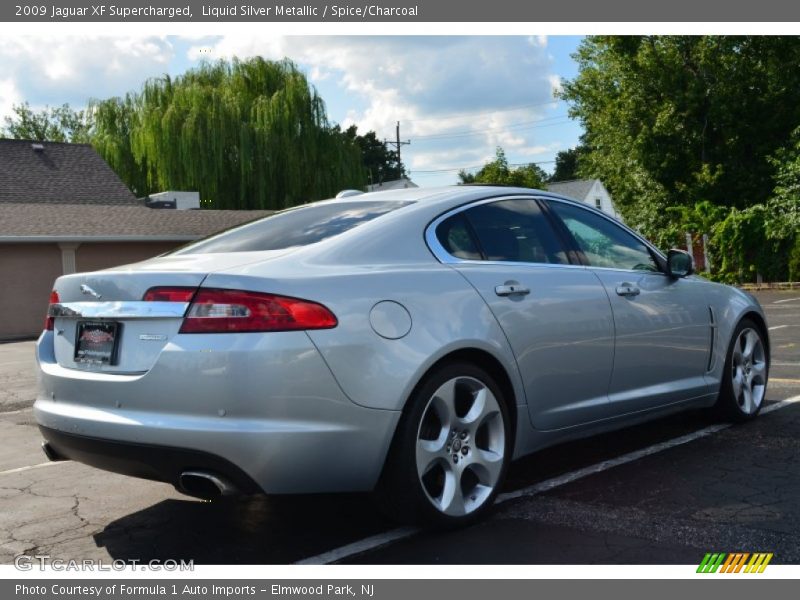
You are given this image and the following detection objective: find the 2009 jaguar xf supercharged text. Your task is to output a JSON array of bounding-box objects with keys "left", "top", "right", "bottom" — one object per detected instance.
[{"left": 34, "top": 186, "right": 769, "bottom": 527}]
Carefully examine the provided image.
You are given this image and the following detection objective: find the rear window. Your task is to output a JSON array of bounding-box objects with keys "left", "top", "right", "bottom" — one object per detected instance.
[{"left": 173, "top": 200, "right": 413, "bottom": 254}]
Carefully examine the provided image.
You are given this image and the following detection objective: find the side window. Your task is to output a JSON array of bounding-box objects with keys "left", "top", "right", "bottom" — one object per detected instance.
[
  {"left": 464, "top": 199, "right": 569, "bottom": 264},
  {"left": 435, "top": 214, "right": 482, "bottom": 260},
  {"left": 548, "top": 201, "right": 659, "bottom": 272}
]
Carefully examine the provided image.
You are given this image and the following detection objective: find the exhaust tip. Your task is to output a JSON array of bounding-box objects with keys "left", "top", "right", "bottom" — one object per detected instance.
[
  {"left": 41, "top": 441, "right": 65, "bottom": 462},
  {"left": 178, "top": 470, "right": 238, "bottom": 499}
]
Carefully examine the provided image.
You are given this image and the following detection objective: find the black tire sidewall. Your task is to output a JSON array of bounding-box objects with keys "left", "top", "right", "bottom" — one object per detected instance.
[{"left": 717, "top": 318, "right": 768, "bottom": 422}]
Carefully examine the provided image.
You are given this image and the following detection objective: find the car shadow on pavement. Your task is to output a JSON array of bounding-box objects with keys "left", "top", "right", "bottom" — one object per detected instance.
[
  {"left": 94, "top": 492, "right": 394, "bottom": 564},
  {"left": 93, "top": 410, "right": 720, "bottom": 565}
]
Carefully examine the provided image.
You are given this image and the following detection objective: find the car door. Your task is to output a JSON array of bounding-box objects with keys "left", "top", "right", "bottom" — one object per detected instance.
[
  {"left": 545, "top": 199, "right": 712, "bottom": 414},
  {"left": 429, "top": 197, "right": 616, "bottom": 430}
]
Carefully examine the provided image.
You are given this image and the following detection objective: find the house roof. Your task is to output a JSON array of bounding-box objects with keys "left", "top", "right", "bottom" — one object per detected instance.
[
  {"left": 0, "top": 203, "right": 272, "bottom": 241},
  {"left": 546, "top": 179, "right": 598, "bottom": 201},
  {"left": 0, "top": 139, "right": 139, "bottom": 205},
  {"left": 366, "top": 178, "right": 418, "bottom": 193}
]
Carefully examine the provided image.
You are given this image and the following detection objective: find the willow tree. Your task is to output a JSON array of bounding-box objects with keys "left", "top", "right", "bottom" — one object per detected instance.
[{"left": 92, "top": 58, "right": 366, "bottom": 209}]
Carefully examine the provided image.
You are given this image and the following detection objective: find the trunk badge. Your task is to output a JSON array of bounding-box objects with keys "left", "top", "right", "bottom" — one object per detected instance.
[
  {"left": 80, "top": 284, "right": 102, "bottom": 299},
  {"left": 139, "top": 334, "right": 167, "bottom": 341}
]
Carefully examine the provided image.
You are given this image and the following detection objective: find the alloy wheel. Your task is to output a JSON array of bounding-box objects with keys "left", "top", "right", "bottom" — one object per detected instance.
[
  {"left": 730, "top": 327, "right": 767, "bottom": 415},
  {"left": 415, "top": 376, "right": 506, "bottom": 516}
]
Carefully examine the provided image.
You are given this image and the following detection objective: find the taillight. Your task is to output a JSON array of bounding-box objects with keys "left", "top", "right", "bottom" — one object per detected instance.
[
  {"left": 179, "top": 289, "right": 337, "bottom": 334},
  {"left": 45, "top": 290, "right": 60, "bottom": 331},
  {"left": 143, "top": 287, "right": 197, "bottom": 302}
]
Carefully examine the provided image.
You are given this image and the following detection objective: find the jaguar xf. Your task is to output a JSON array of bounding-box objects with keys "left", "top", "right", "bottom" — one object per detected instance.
[{"left": 34, "top": 186, "right": 769, "bottom": 527}]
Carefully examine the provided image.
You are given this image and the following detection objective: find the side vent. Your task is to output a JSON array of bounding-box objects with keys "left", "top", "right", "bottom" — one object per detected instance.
[{"left": 707, "top": 306, "right": 717, "bottom": 372}]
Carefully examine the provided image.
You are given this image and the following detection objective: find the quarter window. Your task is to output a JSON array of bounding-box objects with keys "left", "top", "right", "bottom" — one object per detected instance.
[
  {"left": 436, "top": 199, "right": 569, "bottom": 265},
  {"left": 435, "top": 214, "right": 482, "bottom": 260},
  {"left": 548, "top": 201, "right": 659, "bottom": 272}
]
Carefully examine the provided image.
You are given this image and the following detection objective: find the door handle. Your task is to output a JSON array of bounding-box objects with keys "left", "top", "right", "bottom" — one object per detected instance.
[
  {"left": 615, "top": 283, "right": 640, "bottom": 297},
  {"left": 495, "top": 283, "right": 530, "bottom": 297}
]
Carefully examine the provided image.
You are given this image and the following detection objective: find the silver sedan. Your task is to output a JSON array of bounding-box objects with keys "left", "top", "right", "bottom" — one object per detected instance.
[{"left": 34, "top": 186, "right": 770, "bottom": 527}]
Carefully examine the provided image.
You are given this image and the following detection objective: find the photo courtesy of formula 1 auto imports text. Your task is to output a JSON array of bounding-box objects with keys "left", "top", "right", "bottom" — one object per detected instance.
[{"left": 0, "top": 0, "right": 799, "bottom": 598}]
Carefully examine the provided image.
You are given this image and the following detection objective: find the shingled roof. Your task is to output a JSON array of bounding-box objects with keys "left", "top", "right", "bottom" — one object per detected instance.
[
  {"left": 0, "top": 203, "right": 271, "bottom": 240},
  {"left": 0, "top": 139, "right": 139, "bottom": 205},
  {"left": 546, "top": 179, "right": 598, "bottom": 201}
]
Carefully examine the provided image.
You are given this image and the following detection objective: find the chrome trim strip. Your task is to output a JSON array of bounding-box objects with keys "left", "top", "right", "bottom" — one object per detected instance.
[
  {"left": 424, "top": 193, "right": 667, "bottom": 273},
  {"left": 49, "top": 301, "right": 189, "bottom": 319}
]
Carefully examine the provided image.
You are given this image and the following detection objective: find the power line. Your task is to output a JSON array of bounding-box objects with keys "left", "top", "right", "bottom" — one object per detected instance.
[
  {"left": 411, "top": 116, "right": 571, "bottom": 142},
  {"left": 411, "top": 159, "right": 556, "bottom": 175},
  {"left": 403, "top": 100, "right": 561, "bottom": 123}
]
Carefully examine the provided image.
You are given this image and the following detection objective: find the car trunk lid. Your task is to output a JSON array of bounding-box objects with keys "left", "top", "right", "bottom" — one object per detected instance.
[{"left": 49, "top": 251, "right": 289, "bottom": 373}]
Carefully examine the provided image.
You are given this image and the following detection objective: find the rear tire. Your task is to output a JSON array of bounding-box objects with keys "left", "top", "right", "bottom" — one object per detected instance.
[
  {"left": 376, "top": 361, "right": 511, "bottom": 528},
  {"left": 713, "top": 318, "right": 769, "bottom": 422}
]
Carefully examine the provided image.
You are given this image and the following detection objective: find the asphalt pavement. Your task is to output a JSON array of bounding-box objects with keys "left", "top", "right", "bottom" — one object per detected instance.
[{"left": 0, "top": 291, "right": 797, "bottom": 565}]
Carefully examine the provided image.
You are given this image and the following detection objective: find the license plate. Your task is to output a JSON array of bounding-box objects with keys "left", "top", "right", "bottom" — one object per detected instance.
[{"left": 74, "top": 321, "right": 121, "bottom": 365}]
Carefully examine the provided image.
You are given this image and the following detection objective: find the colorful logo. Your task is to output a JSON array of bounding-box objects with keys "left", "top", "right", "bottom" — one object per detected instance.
[{"left": 697, "top": 552, "right": 773, "bottom": 573}]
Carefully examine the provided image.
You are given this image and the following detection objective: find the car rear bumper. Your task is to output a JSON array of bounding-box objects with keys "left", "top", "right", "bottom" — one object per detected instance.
[
  {"left": 38, "top": 425, "right": 263, "bottom": 495},
  {"left": 34, "top": 330, "right": 401, "bottom": 494}
]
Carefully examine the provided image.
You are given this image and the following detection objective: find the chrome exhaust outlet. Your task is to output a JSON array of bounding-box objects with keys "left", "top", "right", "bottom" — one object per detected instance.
[
  {"left": 41, "top": 441, "right": 65, "bottom": 462},
  {"left": 178, "top": 471, "right": 238, "bottom": 499}
]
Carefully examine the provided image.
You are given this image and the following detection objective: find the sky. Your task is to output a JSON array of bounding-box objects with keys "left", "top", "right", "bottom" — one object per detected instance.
[{"left": 0, "top": 35, "right": 585, "bottom": 188}]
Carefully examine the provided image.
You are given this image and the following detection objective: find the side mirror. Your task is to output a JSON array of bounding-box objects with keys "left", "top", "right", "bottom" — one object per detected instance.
[{"left": 667, "top": 249, "right": 695, "bottom": 278}]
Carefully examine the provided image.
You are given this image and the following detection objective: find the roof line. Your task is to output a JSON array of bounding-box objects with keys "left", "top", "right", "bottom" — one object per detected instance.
[
  {"left": 547, "top": 178, "right": 598, "bottom": 185},
  {"left": 0, "top": 235, "right": 201, "bottom": 243},
  {"left": 0, "top": 137, "right": 93, "bottom": 148}
]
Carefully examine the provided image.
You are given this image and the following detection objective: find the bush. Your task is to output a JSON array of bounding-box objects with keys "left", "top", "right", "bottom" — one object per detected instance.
[{"left": 789, "top": 237, "right": 800, "bottom": 282}]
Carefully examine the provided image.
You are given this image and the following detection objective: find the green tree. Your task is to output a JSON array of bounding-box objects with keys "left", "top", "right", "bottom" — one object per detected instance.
[
  {"left": 92, "top": 57, "right": 365, "bottom": 209},
  {"left": 549, "top": 143, "right": 588, "bottom": 182},
  {"left": 560, "top": 36, "right": 800, "bottom": 232},
  {"left": 766, "top": 127, "right": 800, "bottom": 241},
  {"left": 343, "top": 125, "right": 405, "bottom": 185},
  {"left": 2, "top": 102, "right": 92, "bottom": 143},
  {"left": 458, "top": 147, "right": 547, "bottom": 189}
]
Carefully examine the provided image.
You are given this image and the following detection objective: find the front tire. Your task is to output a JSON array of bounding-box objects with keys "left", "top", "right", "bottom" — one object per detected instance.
[
  {"left": 714, "top": 318, "right": 769, "bottom": 422},
  {"left": 376, "top": 362, "right": 511, "bottom": 528}
]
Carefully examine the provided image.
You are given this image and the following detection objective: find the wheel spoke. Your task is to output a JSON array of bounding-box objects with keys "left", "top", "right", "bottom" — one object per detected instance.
[
  {"left": 751, "top": 360, "right": 767, "bottom": 383},
  {"left": 742, "top": 382, "right": 755, "bottom": 414},
  {"left": 742, "top": 330, "right": 759, "bottom": 360},
  {"left": 461, "top": 387, "right": 500, "bottom": 429},
  {"left": 438, "top": 468, "right": 466, "bottom": 516},
  {"left": 732, "top": 368, "right": 744, "bottom": 400},
  {"left": 429, "top": 379, "right": 457, "bottom": 426},
  {"left": 416, "top": 438, "right": 446, "bottom": 478},
  {"left": 732, "top": 338, "right": 744, "bottom": 364},
  {"left": 467, "top": 448, "right": 504, "bottom": 486}
]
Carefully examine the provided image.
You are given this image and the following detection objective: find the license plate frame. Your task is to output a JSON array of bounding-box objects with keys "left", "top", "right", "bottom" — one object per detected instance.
[{"left": 74, "top": 321, "right": 121, "bottom": 365}]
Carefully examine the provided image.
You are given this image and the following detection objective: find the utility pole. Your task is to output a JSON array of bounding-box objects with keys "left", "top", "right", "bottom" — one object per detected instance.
[{"left": 384, "top": 121, "right": 410, "bottom": 177}]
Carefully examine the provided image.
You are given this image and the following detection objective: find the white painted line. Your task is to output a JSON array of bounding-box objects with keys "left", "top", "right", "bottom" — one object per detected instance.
[
  {"left": 0, "top": 460, "right": 64, "bottom": 477},
  {"left": 295, "top": 394, "right": 800, "bottom": 565},
  {"left": 295, "top": 527, "right": 418, "bottom": 565},
  {"left": 769, "top": 325, "right": 788, "bottom": 331},
  {"left": 0, "top": 407, "right": 33, "bottom": 416},
  {"left": 773, "top": 297, "right": 800, "bottom": 304}
]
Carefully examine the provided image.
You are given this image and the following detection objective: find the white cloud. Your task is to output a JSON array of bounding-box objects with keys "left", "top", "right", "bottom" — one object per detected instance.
[
  {"left": 0, "top": 78, "right": 22, "bottom": 124},
  {"left": 0, "top": 36, "right": 174, "bottom": 115}
]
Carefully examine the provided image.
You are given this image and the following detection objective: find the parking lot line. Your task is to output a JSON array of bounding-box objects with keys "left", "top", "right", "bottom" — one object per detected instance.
[
  {"left": 0, "top": 407, "right": 33, "bottom": 416},
  {"left": 296, "top": 394, "right": 800, "bottom": 565},
  {"left": 769, "top": 325, "right": 789, "bottom": 331},
  {"left": 773, "top": 297, "right": 800, "bottom": 304},
  {"left": 0, "top": 460, "right": 64, "bottom": 477}
]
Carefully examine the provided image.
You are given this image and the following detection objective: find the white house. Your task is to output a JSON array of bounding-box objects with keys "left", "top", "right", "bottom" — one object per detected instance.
[
  {"left": 366, "top": 177, "right": 418, "bottom": 193},
  {"left": 546, "top": 179, "right": 620, "bottom": 220}
]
